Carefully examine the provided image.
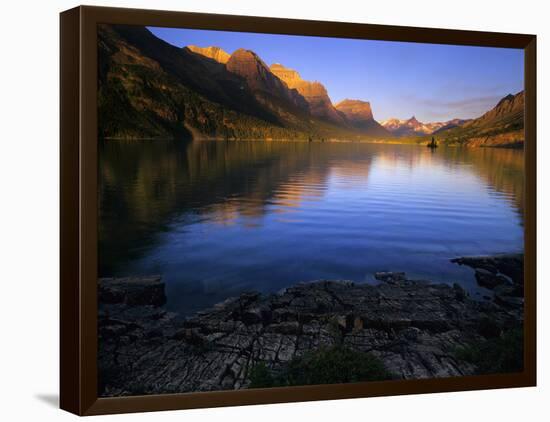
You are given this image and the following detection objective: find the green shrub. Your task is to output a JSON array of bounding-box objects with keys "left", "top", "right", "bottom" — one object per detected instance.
[
  {"left": 284, "top": 346, "right": 392, "bottom": 386},
  {"left": 248, "top": 346, "right": 392, "bottom": 389},
  {"left": 475, "top": 317, "right": 502, "bottom": 339},
  {"left": 455, "top": 328, "right": 523, "bottom": 374},
  {"left": 249, "top": 362, "right": 276, "bottom": 389}
]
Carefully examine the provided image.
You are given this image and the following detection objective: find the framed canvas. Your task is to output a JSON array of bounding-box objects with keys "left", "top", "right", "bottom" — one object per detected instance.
[{"left": 60, "top": 5, "right": 536, "bottom": 416}]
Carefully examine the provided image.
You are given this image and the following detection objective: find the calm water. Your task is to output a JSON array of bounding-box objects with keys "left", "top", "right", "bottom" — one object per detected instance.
[{"left": 99, "top": 140, "right": 524, "bottom": 315}]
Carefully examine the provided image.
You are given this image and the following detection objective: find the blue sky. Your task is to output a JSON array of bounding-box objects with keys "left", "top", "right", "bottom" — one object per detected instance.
[{"left": 149, "top": 26, "right": 524, "bottom": 123}]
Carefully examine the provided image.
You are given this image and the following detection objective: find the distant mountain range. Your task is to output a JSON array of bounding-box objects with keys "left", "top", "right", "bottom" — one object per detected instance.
[
  {"left": 381, "top": 116, "right": 469, "bottom": 137},
  {"left": 98, "top": 24, "right": 524, "bottom": 147},
  {"left": 380, "top": 92, "right": 524, "bottom": 147}
]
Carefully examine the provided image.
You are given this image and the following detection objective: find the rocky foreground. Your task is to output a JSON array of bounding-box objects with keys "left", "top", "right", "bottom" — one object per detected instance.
[{"left": 99, "top": 255, "right": 524, "bottom": 396}]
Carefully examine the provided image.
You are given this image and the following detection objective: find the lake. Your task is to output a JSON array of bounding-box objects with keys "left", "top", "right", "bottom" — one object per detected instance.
[{"left": 99, "top": 140, "right": 524, "bottom": 316}]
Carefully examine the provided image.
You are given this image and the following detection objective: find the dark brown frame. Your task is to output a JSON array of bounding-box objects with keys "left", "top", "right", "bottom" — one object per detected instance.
[{"left": 60, "top": 5, "right": 537, "bottom": 416}]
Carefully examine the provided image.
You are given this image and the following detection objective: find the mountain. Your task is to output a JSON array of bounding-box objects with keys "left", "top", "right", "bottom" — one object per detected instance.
[
  {"left": 98, "top": 24, "right": 288, "bottom": 139},
  {"left": 225, "top": 50, "right": 309, "bottom": 113},
  {"left": 99, "top": 24, "right": 517, "bottom": 146},
  {"left": 475, "top": 92, "right": 524, "bottom": 124},
  {"left": 381, "top": 116, "right": 423, "bottom": 136},
  {"left": 380, "top": 92, "right": 524, "bottom": 148},
  {"left": 186, "top": 45, "right": 230, "bottom": 64},
  {"left": 270, "top": 63, "right": 345, "bottom": 125},
  {"left": 98, "top": 24, "right": 353, "bottom": 140},
  {"left": 381, "top": 116, "right": 446, "bottom": 137},
  {"left": 432, "top": 118, "right": 470, "bottom": 134},
  {"left": 334, "top": 99, "right": 392, "bottom": 138},
  {"left": 435, "top": 92, "right": 524, "bottom": 147},
  {"left": 269, "top": 64, "right": 391, "bottom": 137},
  {"left": 380, "top": 116, "right": 466, "bottom": 137}
]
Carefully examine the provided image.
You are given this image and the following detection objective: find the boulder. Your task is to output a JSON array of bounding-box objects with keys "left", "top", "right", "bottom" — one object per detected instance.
[
  {"left": 98, "top": 276, "right": 166, "bottom": 306},
  {"left": 374, "top": 272, "right": 406, "bottom": 283},
  {"left": 474, "top": 268, "right": 505, "bottom": 289}
]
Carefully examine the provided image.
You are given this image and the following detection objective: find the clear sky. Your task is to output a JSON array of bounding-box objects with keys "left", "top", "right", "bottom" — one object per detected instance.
[{"left": 148, "top": 26, "right": 524, "bottom": 123}]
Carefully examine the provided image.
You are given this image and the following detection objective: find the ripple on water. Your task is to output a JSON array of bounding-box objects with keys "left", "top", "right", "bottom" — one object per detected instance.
[{"left": 99, "top": 141, "right": 525, "bottom": 315}]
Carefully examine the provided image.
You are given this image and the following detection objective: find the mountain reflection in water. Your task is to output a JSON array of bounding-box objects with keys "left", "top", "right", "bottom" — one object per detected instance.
[{"left": 99, "top": 140, "right": 524, "bottom": 315}]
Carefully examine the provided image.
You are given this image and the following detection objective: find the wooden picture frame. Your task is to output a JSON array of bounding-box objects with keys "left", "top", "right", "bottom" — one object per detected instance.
[{"left": 60, "top": 5, "right": 536, "bottom": 415}]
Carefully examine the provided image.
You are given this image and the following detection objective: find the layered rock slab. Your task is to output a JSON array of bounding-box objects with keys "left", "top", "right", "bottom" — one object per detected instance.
[{"left": 99, "top": 258, "right": 523, "bottom": 396}]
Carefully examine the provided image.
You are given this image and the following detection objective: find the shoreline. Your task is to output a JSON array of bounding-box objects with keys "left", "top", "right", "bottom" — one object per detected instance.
[
  {"left": 101, "top": 136, "right": 524, "bottom": 148},
  {"left": 98, "top": 254, "right": 524, "bottom": 397}
]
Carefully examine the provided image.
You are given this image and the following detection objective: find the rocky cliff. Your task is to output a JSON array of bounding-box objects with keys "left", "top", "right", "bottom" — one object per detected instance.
[
  {"left": 270, "top": 63, "right": 345, "bottom": 125},
  {"left": 335, "top": 99, "right": 392, "bottom": 137},
  {"left": 186, "top": 45, "right": 230, "bottom": 63},
  {"left": 226, "top": 51, "right": 309, "bottom": 112}
]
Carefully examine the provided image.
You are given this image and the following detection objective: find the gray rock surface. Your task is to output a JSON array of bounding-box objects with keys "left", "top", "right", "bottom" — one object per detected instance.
[
  {"left": 98, "top": 276, "right": 166, "bottom": 306},
  {"left": 99, "top": 255, "right": 523, "bottom": 396},
  {"left": 452, "top": 254, "right": 524, "bottom": 309}
]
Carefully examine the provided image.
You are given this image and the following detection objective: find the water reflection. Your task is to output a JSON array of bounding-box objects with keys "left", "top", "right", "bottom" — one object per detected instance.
[{"left": 99, "top": 140, "right": 524, "bottom": 315}]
